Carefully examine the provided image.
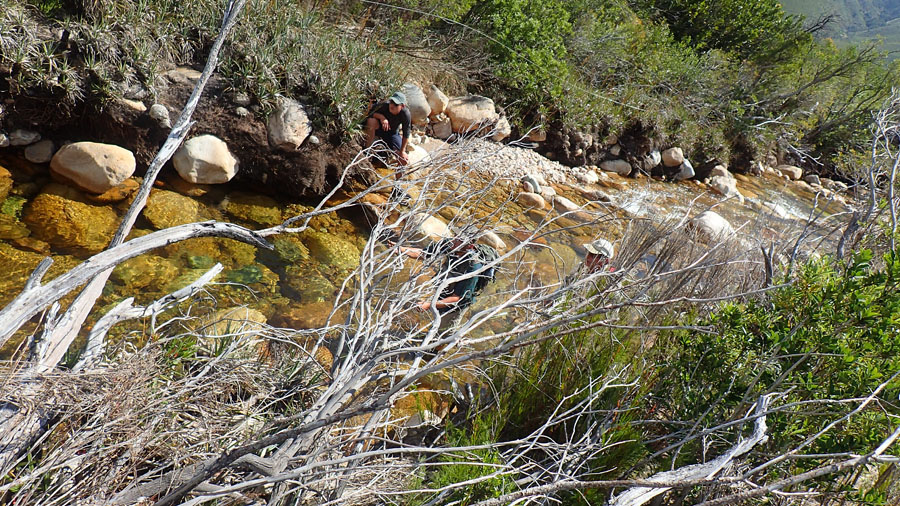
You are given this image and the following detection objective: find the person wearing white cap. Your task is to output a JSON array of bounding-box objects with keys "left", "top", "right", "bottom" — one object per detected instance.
[
  {"left": 364, "top": 90, "right": 411, "bottom": 166},
  {"left": 583, "top": 238, "right": 615, "bottom": 273}
]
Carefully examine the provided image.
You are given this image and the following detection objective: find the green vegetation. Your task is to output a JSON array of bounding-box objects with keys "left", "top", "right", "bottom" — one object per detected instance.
[
  {"left": 5, "top": 0, "right": 898, "bottom": 174},
  {"left": 425, "top": 248, "right": 900, "bottom": 504}
]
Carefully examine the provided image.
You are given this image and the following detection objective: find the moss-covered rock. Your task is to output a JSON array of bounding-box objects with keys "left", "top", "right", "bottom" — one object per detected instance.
[
  {"left": 283, "top": 266, "right": 335, "bottom": 303},
  {"left": 302, "top": 230, "right": 360, "bottom": 271},
  {"left": 0, "top": 214, "right": 29, "bottom": 240},
  {"left": 0, "top": 176, "right": 12, "bottom": 202},
  {"left": 143, "top": 189, "right": 204, "bottom": 229},
  {"left": 23, "top": 183, "right": 119, "bottom": 255},
  {"left": 112, "top": 254, "right": 180, "bottom": 291}
]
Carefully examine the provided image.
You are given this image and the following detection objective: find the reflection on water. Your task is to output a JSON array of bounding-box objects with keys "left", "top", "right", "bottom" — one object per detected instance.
[{"left": 0, "top": 152, "right": 856, "bottom": 358}]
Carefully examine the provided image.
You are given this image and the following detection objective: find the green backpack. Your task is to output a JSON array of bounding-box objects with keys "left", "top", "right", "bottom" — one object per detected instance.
[{"left": 471, "top": 243, "right": 499, "bottom": 293}]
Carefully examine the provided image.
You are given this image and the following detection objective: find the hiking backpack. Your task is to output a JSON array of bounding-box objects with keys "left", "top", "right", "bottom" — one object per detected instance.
[{"left": 471, "top": 243, "right": 499, "bottom": 292}]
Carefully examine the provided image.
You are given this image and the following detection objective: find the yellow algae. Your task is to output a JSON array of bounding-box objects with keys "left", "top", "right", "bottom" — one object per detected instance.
[
  {"left": 222, "top": 192, "right": 283, "bottom": 227},
  {"left": 143, "top": 189, "right": 204, "bottom": 229},
  {"left": 23, "top": 183, "right": 120, "bottom": 255}
]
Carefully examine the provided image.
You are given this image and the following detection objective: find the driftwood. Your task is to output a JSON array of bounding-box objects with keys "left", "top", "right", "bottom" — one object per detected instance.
[{"left": 608, "top": 396, "right": 772, "bottom": 506}]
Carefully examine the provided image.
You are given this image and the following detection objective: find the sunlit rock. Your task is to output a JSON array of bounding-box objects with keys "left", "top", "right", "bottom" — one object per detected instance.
[
  {"left": 600, "top": 159, "right": 631, "bottom": 176},
  {"left": 402, "top": 83, "right": 431, "bottom": 126},
  {"left": 709, "top": 164, "right": 730, "bottom": 178},
  {"left": 552, "top": 195, "right": 581, "bottom": 214},
  {"left": 426, "top": 84, "right": 449, "bottom": 117},
  {"left": 776, "top": 165, "right": 803, "bottom": 180},
  {"left": 196, "top": 306, "right": 268, "bottom": 357},
  {"left": 446, "top": 95, "right": 498, "bottom": 133},
  {"left": 662, "top": 147, "right": 684, "bottom": 167},
  {"left": 23, "top": 183, "right": 119, "bottom": 255},
  {"left": 50, "top": 142, "right": 136, "bottom": 194},
  {"left": 222, "top": 192, "right": 283, "bottom": 227},
  {"left": 689, "top": 211, "right": 735, "bottom": 243},
  {"left": 517, "top": 192, "right": 546, "bottom": 209},
  {"left": 144, "top": 189, "right": 204, "bottom": 229},
  {"left": 491, "top": 116, "right": 511, "bottom": 142},
  {"left": 478, "top": 230, "right": 507, "bottom": 252},
  {"left": 0, "top": 214, "right": 29, "bottom": 240},
  {"left": 267, "top": 96, "right": 312, "bottom": 151},
  {"left": 173, "top": 134, "right": 238, "bottom": 184},
  {"left": 674, "top": 159, "right": 695, "bottom": 181}
]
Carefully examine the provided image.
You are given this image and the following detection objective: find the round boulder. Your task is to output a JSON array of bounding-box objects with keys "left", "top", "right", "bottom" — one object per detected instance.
[
  {"left": 173, "top": 134, "right": 238, "bottom": 184},
  {"left": 517, "top": 192, "right": 546, "bottom": 209},
  {"left": 446, "top": 95, "right": 498, "bottom": 133},
  {"left": 690, "top": 211, "right": 735, "bottom": 243},
  {"left": 662, "top": 147, "right": 684, "bottom": 167},
  {"left": 776, "top": 165, "right": 803, "bottom": 180},
  {"left": 24, "top": 140, "right": 55, "bottom": 163},
  {"left": 426, "top": 84, "right": 449, "bottom": 117},
  {"left": 267, "top": 96, "right": 312, "bottom": 151},
  {"left": 50, "top": 142, "right": 136, "bottom": 194},
  {"left": 600, "top": 159, "right": 632, "bottom": 176},
  {"left": 401, "top": 83, "right": 431, "bottom": 126}
]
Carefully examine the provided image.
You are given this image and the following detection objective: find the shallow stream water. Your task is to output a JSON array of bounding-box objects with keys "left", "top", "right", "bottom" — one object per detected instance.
[{"left": 0, "top": 150, "right": 855, "bottom": 358}]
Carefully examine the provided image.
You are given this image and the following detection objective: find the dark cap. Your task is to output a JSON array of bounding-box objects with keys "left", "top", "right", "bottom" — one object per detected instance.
[{"left": 388, "top": 91, "right": 407, "bottom": 105}]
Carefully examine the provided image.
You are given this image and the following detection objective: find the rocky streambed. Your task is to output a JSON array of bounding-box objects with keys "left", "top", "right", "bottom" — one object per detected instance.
[{"left": 0, "top": 127, "right": 858, "bottom": 358}]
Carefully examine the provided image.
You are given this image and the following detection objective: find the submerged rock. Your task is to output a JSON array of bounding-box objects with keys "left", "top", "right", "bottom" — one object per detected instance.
[
  {"left": 303, "top": 230, "right": 360, "bottom": 271},
  {"left": 144, "top": 189, "right": 204, "bottom": 229},
  {"left": 23, "top": 183, "right": 119, "bottom": 255},
  {"left": 222, "top": 192, "right": 283, "bottom": 227},
  {"left": 112, "top": 254, "right": 180, "bottom": 291}
]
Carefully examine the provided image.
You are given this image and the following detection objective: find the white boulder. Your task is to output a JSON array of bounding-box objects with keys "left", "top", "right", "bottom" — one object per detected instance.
[
  {"left": 478, "top": 230, "right": 507, "bottom": 252},
  {"left": 776, "top": 165, "right": 803, "bottom": 180},
  {"left": 662, "top": 147, "right": 684, "bottom": 167},
  {"left": 709, "top": 164, "right": 730, "bottom": 179},
  {"left": 600, "top": 159, "right": 632, "bottom": 176},
  {"left": 643, "top": 150, "right": 661, "bottom": 170},
  {"left": 708, "top": 175, "right": 743, "bottom": 203},
  {"left": 674, "top": 159, "right": 695, "bottom": 181},
  {"left": 426, "top": 84, "right": 449, "bottom": 117},
  {"left": 149, "top": 104, "right": 171, "bottom": 128},
  {"left": 267, "top": 96, "right": 312, "bottom": 151},
  {"left": 50, "top": 142, "right": 136, "bottom": 194},
  {"left": 446, "top": 95, "right": 499, "bottom": 133},
  {"left": 690, "top": 211, "right": 735, "bottom": 242},
  {"left": 401, "top": 83, "right": 431, "bottom": 126},
  {"left": 552, "top": 195, "right": 581, "bottom": 213},
  {"left": 173, "top": 135, "right": 238, "bottom": 184}
]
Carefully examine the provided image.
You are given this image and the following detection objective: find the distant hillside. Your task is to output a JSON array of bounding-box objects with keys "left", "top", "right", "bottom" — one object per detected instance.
[{"left": 780, "top": 0, "right": 900, "bottom": 57}]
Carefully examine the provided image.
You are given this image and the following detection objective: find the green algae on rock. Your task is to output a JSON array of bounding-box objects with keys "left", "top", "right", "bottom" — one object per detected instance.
[
  {"left": 302, "top": 230, "right": 360, "bottom": 271},
  {"left": 283, "top": 266, "right": 336, "bottom": 303},
  {"left": 23, "top": 183, "right": 120, "bottom": 255}
]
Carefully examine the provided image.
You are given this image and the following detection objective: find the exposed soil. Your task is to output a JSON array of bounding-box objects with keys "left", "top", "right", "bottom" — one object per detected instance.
[{"left": 0, "top": 68, "right": 366, "bottom": 200}]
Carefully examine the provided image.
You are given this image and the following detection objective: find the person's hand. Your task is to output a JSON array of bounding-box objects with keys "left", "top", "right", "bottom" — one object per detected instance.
[
  {"left": 417, "top": 301, "right": 430, "bottom": 312},
  {"left": 397, "top": 151, "right": 409, "bottom": 165},
  {"left": 381, "top": 118, "right": 389, "bottom": 131}
]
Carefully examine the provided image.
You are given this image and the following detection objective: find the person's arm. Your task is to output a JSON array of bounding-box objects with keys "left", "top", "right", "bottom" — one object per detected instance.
[
  {"left": 397, "top": 136, "right": 410, "bottom": 165},
  {"left": 389, "top": 241, "right": 424, "bottom": 259},
  {"left": 418, "top": 294, "right": 462, "bottom": 312},
  {"left": 370, "top": 103, "right": 390, "bottom": 130}
]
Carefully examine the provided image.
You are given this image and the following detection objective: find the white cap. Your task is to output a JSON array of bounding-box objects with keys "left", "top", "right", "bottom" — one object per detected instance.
[{"left": 583, "top": 238, "right": 614, "bottom": 258}]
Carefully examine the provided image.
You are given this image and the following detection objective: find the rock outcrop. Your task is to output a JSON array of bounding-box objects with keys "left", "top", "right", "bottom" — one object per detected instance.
[
  {"left": 446, "top": 95, "right": 498, "bottom": 133},
  {"left": 267, "top": 97, "right": 313, "bottom": 151}
]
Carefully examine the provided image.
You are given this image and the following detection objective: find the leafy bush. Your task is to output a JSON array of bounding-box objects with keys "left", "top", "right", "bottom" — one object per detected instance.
[{"left": 650, "top": 250, "right": 900, "bottom": 498}]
